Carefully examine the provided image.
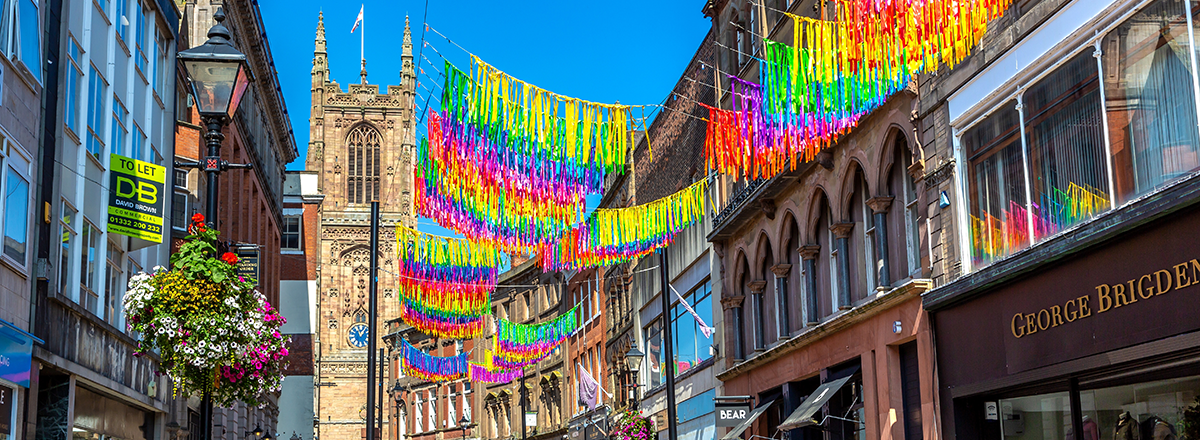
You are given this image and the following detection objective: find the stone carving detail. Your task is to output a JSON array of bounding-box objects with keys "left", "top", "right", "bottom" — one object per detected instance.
[
  {"left": 321, "top": 362, "right": 369, "bottom": 376},
  {"left": 328, "top": 288, "right": 339, "bottom": 297},
  {"left": 328, "top": 319, "right": 337, "bottom": 329}
]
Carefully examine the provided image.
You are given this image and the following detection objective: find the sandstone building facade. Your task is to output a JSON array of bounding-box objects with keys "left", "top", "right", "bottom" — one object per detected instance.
[{"left": 308, "top": 13, "right": 418, "bottom": 440}]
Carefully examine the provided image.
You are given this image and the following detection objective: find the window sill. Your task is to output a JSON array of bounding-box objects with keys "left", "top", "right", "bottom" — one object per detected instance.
[
  {"left": 64, "top": 126, "right": 81, "bottom": 146},
  {"left": 92, "top": 0, "right": 111, "bottom": 25},
  {"left": 0, "top": 253, "right": 28, "bottom": 279},
  {"left": 281, "top": 249, "right": 303, "bottom": 255}
]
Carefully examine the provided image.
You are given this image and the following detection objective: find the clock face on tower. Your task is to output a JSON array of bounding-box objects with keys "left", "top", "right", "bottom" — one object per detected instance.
[{"left": 348, "top": 323, "right": 369, "bottom": 348}]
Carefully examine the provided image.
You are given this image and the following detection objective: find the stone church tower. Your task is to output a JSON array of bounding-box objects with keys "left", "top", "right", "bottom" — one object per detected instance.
[{"left": 308, "top": 13, "right": 417, "bottom": 440}]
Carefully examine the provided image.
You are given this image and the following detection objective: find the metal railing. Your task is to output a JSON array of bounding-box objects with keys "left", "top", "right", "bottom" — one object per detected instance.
[{"left": 713, "top": 177, "right": 766, "bottom": 227}]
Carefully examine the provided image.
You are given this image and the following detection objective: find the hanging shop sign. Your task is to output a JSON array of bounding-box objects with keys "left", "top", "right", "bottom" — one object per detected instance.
[
  {"left": 107, "top": 154, "right": 166, "bottom": 243},
  {"left": 235, "top": 247, "right": 260, "bottom": 283},
  {"left": 0, "top": 319, "right": 40, "bottom": 388},
  {"left": 715, "top": 402, "right": 751, "bottom": 427}
]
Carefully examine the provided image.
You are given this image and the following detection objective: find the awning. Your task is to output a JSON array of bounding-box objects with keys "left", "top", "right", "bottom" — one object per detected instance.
[
  {"left": 720, "top": 398, "right": 778, "bottom": 440},
  {"left": 778, "top": 375, "right": 854, "bottom": 431}
]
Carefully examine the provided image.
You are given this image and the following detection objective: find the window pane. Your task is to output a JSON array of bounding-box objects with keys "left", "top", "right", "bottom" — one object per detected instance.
[
  {"left": 115, "top": 0, "right": 126, "bottom": 41},
  {"left": 60, "top": 204, "right": 76, "bottom": 296},
  {"left": 997, "top": 391, "right": 1072, "bottom": 440},
  {"left": 1105, "top": 0, "right": 1200, "bottom": 204},
  {"left": 965, "top": 101, "right": 1028, "bottom": 267},
  {"left": 171, "top": 192, "right": 187, "bottom": 230},
  {"left": 1078, "top": 375, "right": 1198, "bottom": 440},
  {"left": 18, "top": 0, "right": 39, "bottom": 82},
  {"left": 3, "top": 167, "right": 29, "bottom": 262},
  {"left": 1022, "top": 51, "right": 1112, "bottom": 241},
  {"left": 645, "top": 320, "right": 663, "bottom": 389}
]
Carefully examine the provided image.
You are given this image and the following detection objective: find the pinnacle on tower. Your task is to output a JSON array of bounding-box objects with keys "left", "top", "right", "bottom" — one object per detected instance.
[{"left": 315, "top": 11, "right": 326, "bottom": 52}]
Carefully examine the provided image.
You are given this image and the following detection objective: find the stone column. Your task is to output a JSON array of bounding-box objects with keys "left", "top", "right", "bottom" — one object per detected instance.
[
  {"left": 830, "top": 223, "right": 855, "bottom": 310},
  {"left": 867, "top": 196, "right": 895, "bottom": 289},
  {"left": 720, "top": 295, "right": 746, "bottom": 361},
  {"left": 770, "top": 264, "right": 793, "bottom": 338},
  {"left": 748, "top": 280, "right": 768, "bottom": 350},
  {"left": 799, "top": 245, "right": 820, "bottom": 326}
]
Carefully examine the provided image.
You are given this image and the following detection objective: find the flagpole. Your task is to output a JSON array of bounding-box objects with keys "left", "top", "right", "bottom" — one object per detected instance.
[{"left": 360, "top": 3, "right": 364, "bottom": 65}]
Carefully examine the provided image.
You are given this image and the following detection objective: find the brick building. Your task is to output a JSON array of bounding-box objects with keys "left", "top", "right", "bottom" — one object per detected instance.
[
  {"left": 702, "top": 1, "right": 937, "bottom": 440},
  {"left": 278, "top": 171, "right": 323, "bottom": 440},
  {"left": 307, "top": 12, "right": 418, "bottom": 440},
  {"left": 913, "top": 0, "right": 1200, "bottom": 438}
]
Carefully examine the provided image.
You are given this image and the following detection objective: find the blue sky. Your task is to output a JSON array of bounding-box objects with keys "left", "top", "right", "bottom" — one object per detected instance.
[{"left": 259, "top": 0, "right": 711, "bottom": 238}]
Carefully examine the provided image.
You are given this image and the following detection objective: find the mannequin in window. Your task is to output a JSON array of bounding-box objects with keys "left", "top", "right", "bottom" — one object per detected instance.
[
  {"left": 1116, "top": 412, "right": 1140, "bottom": 440},
  {"left": 1141, "top": 415, "right": 1176, "bottom": 440}
]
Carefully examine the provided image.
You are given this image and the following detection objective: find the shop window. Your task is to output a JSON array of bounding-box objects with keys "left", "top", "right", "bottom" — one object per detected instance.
[
  {"left": 65, "top": 36, "right": 83, "bottom": 136},
  {"left": 1023, "top": 51, "right": 1111, "bottom": 241},
  {"left": 1106, "top": 0, "right": 1200, "bottom": 205},
  {"left": 0, "top": 0, "right": 42, "bottom": 82},
  {"left": 644, "top": 319, "right": 663, "bottom": 389},
  {"left": 998, "top": 391, "right": 1073, "bottom": 440},
  {"left": 1079, "top": 375, "right": 1198, "bottom": 440},
  {"left": 669, "top": 280, "right": 713, "bottom": 375},
  {"left": 1, "top": 142, "right": 30, "bottom": 266},
  {"left": 964, "top": 101, "right": 1028, "bottom": 267},
  {"left": 59, "top": 202, "right": 77, "bottom": 298},
  {"left": 79, "top": 221, "right": 100, "bottom": 315}
]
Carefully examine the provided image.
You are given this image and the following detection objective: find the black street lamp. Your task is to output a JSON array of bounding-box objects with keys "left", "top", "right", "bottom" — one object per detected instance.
[
  {"left": 177, "top": 8, "right": 253, "bottom": 440},
  {"left": 176, "top": 6, "right": 253, "bottom": 227},
  {"left": 245, "top": 426, "right": 265, "bottom": 439},
  {"left": 458, "top": 415, "right": 470, "bottom": 439},
  {"left": 624, "top": 344, "right": 644, "bottom": 405}
]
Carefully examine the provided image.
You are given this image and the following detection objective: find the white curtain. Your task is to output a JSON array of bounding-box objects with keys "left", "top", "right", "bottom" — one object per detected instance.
[
  {"left": 426, "top": 390, "right": 437, "bottom": 431},
  {"left": 462, "top": 390, "right": 472, "bottom": 421},
  {"left": 447, "top": 386, "right": 457, "bottom": 428},
  {"left": 398, "top": 406, "right": 407, "bottom": 437},
  {"left": 413, "top": 397, "right": 423, "bottom": 433}
]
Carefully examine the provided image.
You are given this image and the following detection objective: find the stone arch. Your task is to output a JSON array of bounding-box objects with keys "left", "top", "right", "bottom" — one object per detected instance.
[
  {"left": 875, "top": 124, "right": 917, "bottom": 197},
  {"left": 804, "top": 187, "right": 832, "bottom": 243},
  {"left": 837, "top": 158, "right": 871, "bottom": 219},
  {"left": 753, "top": 231, "right": 774, "bottom": 276},
  {"left": 777, "top": 209, "right": 801, "bottom": 260},
  {"left": 732, "top": 249, "right": 751, "bottom": 295}
]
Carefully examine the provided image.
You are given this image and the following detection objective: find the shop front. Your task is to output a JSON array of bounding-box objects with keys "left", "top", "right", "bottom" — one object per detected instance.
[
  {"left": 0, "top": 319, "right": 40, "bottom": 440},
  {"left": 929, "top": 201, "right": 1200, "bottom": 439}
]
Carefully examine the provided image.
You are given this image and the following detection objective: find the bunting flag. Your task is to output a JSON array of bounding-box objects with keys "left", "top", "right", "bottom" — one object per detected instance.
[
  {"left": 469, "top": 362, "right": 524, "bottom": 384},
  {"left": 415, "top": 107, "right": 597, "bottom": 253},
  {"left": 395, "top": 225, "right": 499, "bottom": 339},
  {"left": 539, "top": 179, "right": 709, "bottom": 272},
  {"left": 399, "top": 337, "right": 468, "bottom": 382},
  {"left": 493, "top": 305, "right": 579, "bottom": 368},
  {"left": 706, "top": 0, "right": 1012, "bottom": 181}
]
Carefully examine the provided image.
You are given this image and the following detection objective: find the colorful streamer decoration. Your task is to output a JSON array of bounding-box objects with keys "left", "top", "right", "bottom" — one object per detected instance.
[
  {"left": 444, "top": 56, "right": 633, "bottom": 175},
  {"left": 492, "top": 305, "right": 580, "bottom": 368},
  {"left": 416, "top": 107, "right": 596, "bottom": 253},
  {"left": 706, "top": 0, "right": 1013, "bottom": 181},
  {"left": 469, "top": 362, "right": 524, "bottom": 384},
  {"left": 539, "top": 179, "right": 709, "bottom": 272},
  {"left": 395, "top": 225, "right": 499, "bottom": 339},
  {"left": 399, "top": 337, "right": 468, "bottom": 382}
]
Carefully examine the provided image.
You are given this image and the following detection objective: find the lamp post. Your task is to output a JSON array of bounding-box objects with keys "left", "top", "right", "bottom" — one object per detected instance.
[
  {"left": 393, "top": 382, "right": 404, "bottom": 440},
  {"left": 176, "top": 7, "right": 253, "bottom": 440},
  {"left": 458, "top": 415, "right": 470, "bottom": 439},
  {"left": 176, "top": 6, "right": 254, "bottom": 228},
  {"left": 624, "top": 345, "right": 644, "bottom": 406}
]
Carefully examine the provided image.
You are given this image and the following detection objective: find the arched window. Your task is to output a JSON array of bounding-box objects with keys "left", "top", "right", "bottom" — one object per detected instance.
[
  {"left": 888, "top": 135, "right": 921, "bottom": 280},
  {"left": 346, "top": 125, "right": 381, "bottom": 204}
]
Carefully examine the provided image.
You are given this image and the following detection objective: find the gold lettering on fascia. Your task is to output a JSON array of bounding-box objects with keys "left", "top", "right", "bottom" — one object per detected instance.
[{"left": 1010, "top": 258, "right": 1199, "bottom": 339}]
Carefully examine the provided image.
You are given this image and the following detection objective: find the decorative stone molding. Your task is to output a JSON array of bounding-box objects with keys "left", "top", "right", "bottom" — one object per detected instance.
[
  {"left": 830, "top": 222, "right": 855, "bottom": 238},
  {"left": 760, "top": 198, "right": 777, "bottom": 220},
  {"left": 748, "top": 280, "right": 767, "bottom": 294},
  {"left": 720, "top": 295, "right": 746, "bottom": 310},
  {"left": 770, "top": 264, "right": 792, "bottom": 278},
  {"left": 798, "top": 245, "right": 821, "bottom": 260},
  {"left": 866, "top": 196, "right": 894, "bottom": 214}
]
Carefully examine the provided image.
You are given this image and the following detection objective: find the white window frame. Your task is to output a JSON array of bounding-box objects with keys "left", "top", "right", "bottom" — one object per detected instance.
[
  {"left": 0, "top": 133, "right": 32, "bottom": 272},
  {"left": 58, "top": 200, "right": 78, "bottom": 300},
  {"left": 280, "top": 215, "right": 302, "bottom": 252}
]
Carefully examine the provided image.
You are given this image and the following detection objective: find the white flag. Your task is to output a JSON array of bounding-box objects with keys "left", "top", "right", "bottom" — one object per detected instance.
[
  {"left": 351, "top": 5, "right": 363, "bottom": 33},
  {"left": 671, "top": 284, "right": 715, "bottom": 338},
  {"left": 576, "top": 362, "right": 600, "bottom": 411}
]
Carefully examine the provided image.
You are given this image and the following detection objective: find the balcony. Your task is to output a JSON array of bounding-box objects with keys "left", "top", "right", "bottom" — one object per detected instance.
[{"left": 708, "top": 161, "right": 814, "bottom": 241}]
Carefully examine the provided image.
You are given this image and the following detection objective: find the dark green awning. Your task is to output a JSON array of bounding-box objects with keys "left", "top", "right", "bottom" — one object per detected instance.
[{"left": 778, "top": 375, "right": 853, "bottom": 431}]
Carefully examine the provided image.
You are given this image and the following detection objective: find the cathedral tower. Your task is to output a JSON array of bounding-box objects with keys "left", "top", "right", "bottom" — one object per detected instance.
[{"left": 310, "top": 13, "right": 417, "bottom": 440}]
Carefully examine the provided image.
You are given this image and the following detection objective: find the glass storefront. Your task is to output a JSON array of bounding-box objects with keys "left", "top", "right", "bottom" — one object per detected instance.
[
  {"left": 72, "top": 387, "right": 150, "bottom": 440},
  {"left": 992, "top": 374, "right": 1200, "bottom": 440}
]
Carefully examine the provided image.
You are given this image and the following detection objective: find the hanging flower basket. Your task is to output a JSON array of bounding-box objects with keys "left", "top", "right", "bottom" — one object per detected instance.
[
  {"left": 124, "top": 214, "right": 289, "bottom": 407},
  {"left": 610, "top": 407, "right": 655, "bottom": 440}
]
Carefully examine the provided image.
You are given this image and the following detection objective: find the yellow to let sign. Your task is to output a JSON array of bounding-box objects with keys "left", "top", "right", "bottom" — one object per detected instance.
[{"left": 107, "top": 154, "right": 166, "bottom": 243}]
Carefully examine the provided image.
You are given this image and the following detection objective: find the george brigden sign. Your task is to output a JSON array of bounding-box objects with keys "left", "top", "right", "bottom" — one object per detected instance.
[{"left": 1011, "top": 258, "right": 1200, "bottom": 338}]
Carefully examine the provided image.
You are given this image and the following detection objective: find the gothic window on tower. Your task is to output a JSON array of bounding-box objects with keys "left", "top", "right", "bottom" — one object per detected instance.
[{"left": 346, "top": 125, "right": 382, "bottom": 204}]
